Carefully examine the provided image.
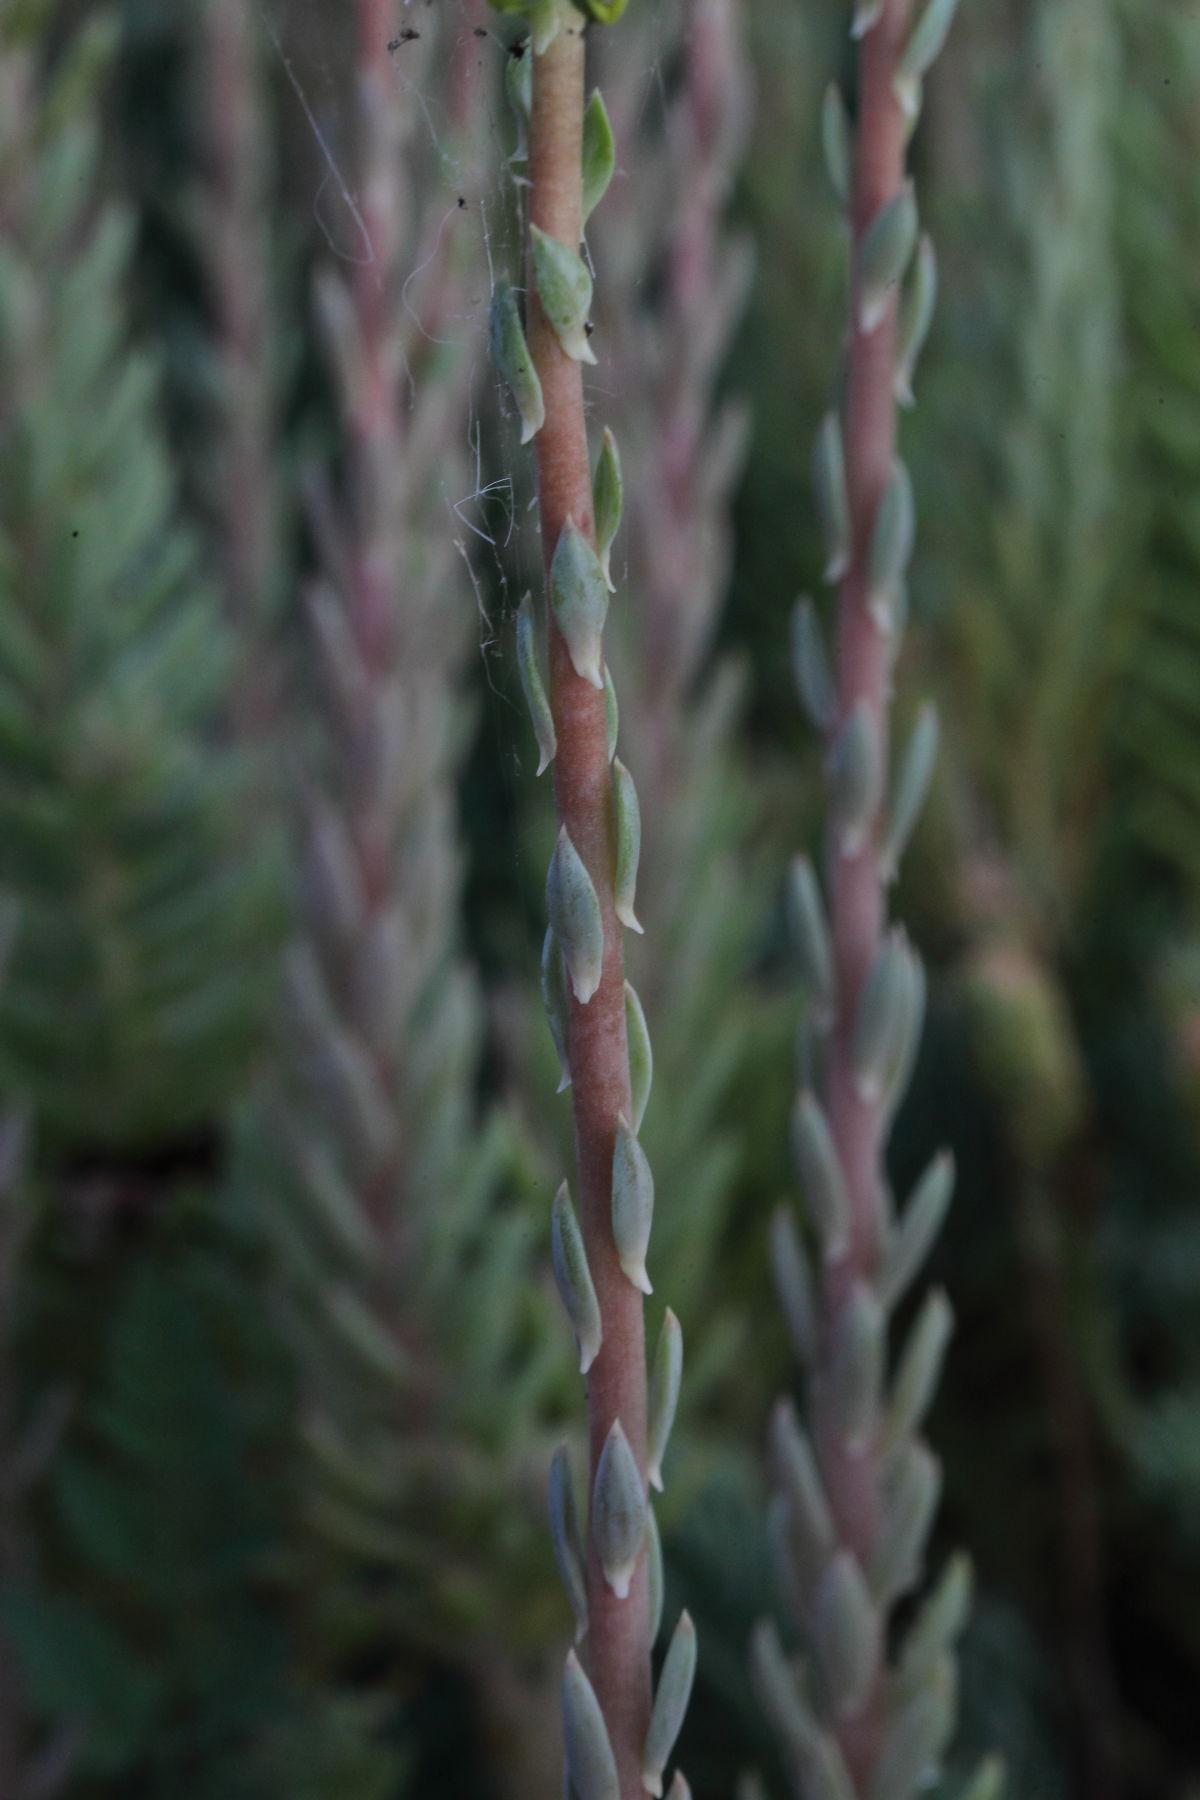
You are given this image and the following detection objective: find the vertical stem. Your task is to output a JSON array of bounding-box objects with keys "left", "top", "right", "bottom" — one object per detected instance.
[
  {"left": 760, "top": 7, "right": 980, "bottom": 1797},
  {"left": 827, "top": 0, "right": 911, "bottom": 1290},
  {"left": 528, "top": 21, "right": 651, "bottom": 1794},
  {"left": 821, "top": 0, "right": 912, "bottom": 1784}
]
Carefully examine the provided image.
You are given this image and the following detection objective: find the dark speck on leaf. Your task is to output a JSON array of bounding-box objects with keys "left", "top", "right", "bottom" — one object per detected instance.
[{"left": 388, "top": 29, "right": 419, "bottom": 49}]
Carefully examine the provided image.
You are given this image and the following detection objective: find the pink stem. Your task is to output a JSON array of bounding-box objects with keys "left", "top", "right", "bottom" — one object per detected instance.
[
  {"left": 820, "top": 0, "right": 913, "bottom": 1783},
  {"left": 528, "top": 24, "right": 651, "bottom": 1795}
]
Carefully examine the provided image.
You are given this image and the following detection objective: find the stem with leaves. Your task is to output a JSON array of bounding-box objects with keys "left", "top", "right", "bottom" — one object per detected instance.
[
  {"left": 752, "top": 4, "right": 1000, "bottom": 1798},
  {"left": 491, "top": 2, "right": 694, "bottom": 1794},
  {"left": 260, "top": 0, "right": 570, "bottom": 1698}
]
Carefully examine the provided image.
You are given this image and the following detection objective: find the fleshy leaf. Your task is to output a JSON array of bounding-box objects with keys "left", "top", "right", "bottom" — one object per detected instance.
[
  {"left": 582, "top": 90, "right": 616, "bottom": 222},
  {"left": 612, "top": 1115, "right": 654, "bottom": 1294},
  {"left": 531, "top": 223, "right": 596, "bottom": 364},
  {"left": 549, "top": 1445, "right": 589, "bottom": 1641},
  {"left": 547, "top": 827, "right": 605, "bottom": 1004},
  {"left": 551, "top": 1181, "right": 603, "bottom": 1373},
  {"left": 593, "top": 427, "right": 623, "bottom": 590},
  {"left": 624, "top": 980, "right": 653, "bottom": 1132},
  {"left": 592, "top": 1420, "right": 647, "bottom": 1599},
  {"left": 859, "top": 184, "right": 919, "bottom": 335},
  {"left": 516, "top": 594, "right": 556, "bottom": 773},
  {"left": 490, "top": 276, "right": 545, "bottom": 444},
  {"left": 550, "top": 517, "right": 609, "bottom": 690},
  {"left": 612, "top": 757, "right": 643, "bottom": 932},
  {"left": 642, "top": 1612, "right": 697, "bottom": 1796},
  {"left": 646, "top": 1308, "right": 682, "bottom": 1491}
]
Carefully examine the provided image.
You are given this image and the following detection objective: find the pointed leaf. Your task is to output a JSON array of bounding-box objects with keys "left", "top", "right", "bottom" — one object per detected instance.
[
  {"left": 883, "top": 702, "right": 939, "bottom": 878},
  {"left": 549, "top": 1445, "right": 589, "bottom": 1642},
  {"left": 592, "top": 1419, "right": 647, "bottom": 1599},
  {"left": 859, "top": 184, "right": 918, "bottom": 335},
  {"left": 532, "top": 223, "right": 596, "bottom": 364},
  {"left": 593, "top": 427, "right": 623, "bottom": 589},
  {"left": 582, "top": 90, "right": 616, "bottom": 222},
  {"left": 612, "top": 757, "right": 643, "bottom": 932},
  {"left": 822, "top": 84, "right": 852, "bottom": 208},
  {"left": 517, "top": 593, "right": 557, "bottom": 773},
  {"left": 646, "top": 1309, "right": 682, "bottom": 1492},
  {"left": 490, "top": 277, "right": 544, "bottom": 443},
  {"left": 831, "top": 701, "right": 883, "bottom": 857},
  {"left": 562, "top": 1649, "right": 620, "bottom": 1800},
  {"left": 542, "top": 926, "right": 572, "bottom": 1092},
  {"left": 552, "top": 1182, "right": 603, "bottom": 1373},
  {"left": 642, "top": 1612, "right": 697, "bottom": 1796},
  {"left": 612, "top": 1115, "right": 654, "bottom": 1294},
  {"left": 788, "top": 854, "right": 834, "bottom": 1014},
  {"left": 624, "top": 980, "right": 653, "bottom": 1132},
  {"left": 867, "top": 461, "right": 915, "bottom": 630},
  {"left": 550, "top": 517, "right": 610, "bottom": 690},
  {"left": 790, "top": 1091, "right": 850, "bottom": 1259},
  {"left": 895, "top": 235, "right": 938, "bottom": 407},
  {"left": 547, "top": 827, "right": 605, "bottom": 1004},
  {"left": 813, "top": 413, "right": 851, "bottom": 584}
]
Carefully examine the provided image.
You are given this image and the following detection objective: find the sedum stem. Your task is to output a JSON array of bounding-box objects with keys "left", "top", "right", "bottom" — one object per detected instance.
[
  {"left": 755, "top": 4, "right": 999, "bottom": 1798},
  {"left": 528, "top": 21, "right": 652, "bottom": 1791},
  {"left": 818, "top": 11, "right": 914, "bottom": 1784},
  {"left": 822, "top": 0, "right": 912, "bottom": 1580}
]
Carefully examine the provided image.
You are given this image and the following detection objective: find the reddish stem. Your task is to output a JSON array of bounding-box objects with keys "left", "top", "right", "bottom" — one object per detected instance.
[
  {"left": 819, "top": 0, "right": 913, "bottom": 1784},
  {"left": 528, "top": 22, "right": 651, "bottom": 1795}
]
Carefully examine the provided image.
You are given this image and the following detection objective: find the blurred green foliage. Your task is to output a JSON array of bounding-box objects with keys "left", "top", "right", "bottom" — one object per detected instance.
[{"left": 0, "top": 9, "right": 283, "bottom": 1150}]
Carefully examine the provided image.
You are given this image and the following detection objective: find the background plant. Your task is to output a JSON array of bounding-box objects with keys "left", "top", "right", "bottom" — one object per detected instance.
[
  {"left": 241, "top": 4, "right": 582, "bottom": 1791},
  {"left": 745, "top": 3, "right": 1001, "bottom": 1798}
]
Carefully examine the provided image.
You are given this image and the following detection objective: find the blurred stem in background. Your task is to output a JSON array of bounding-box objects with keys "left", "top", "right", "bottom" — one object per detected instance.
[
  {"left": 750, "top": 1, "right": 999, "bottom": 1796},
  {"left": 248, "top": 2, "right": 574, "bottom": 1789}
]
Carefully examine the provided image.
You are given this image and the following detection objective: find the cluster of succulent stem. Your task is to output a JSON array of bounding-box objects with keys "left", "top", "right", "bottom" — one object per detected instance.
[
  {"left": 491, "top": 3, "right": 694, "bottom": 1794},
  {"left": 753, "top": 4, "right": 1000, "bottom": 1799}
]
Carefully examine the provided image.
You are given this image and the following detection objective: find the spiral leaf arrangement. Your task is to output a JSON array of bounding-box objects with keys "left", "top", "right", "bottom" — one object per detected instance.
[
  {"left": 489, "top": 0, "right": 694, "bottom": 1792},
  {"left": 751, "top": 5, "right": 1001, "bottom": 1799}
]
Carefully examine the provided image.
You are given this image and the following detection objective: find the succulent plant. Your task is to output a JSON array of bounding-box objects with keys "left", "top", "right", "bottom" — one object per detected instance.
[{"left": 752, "top": 5, "right": 1001, "bottom": 1798}]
